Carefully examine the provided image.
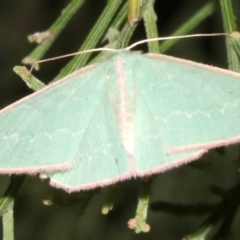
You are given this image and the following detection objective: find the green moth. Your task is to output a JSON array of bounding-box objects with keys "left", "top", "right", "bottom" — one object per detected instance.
[{"left": 0, "top": 51, "right": 240, "bottom": 192}]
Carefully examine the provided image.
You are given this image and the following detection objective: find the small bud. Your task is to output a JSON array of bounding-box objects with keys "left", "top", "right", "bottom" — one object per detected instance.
[{"left": 43, "top": 197, "right": 53, "bottom": 206}]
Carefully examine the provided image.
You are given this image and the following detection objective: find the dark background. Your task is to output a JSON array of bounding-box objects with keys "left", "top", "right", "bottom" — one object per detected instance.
[{"left": 0, "top": 0, "right": 240, "bottom": 239}]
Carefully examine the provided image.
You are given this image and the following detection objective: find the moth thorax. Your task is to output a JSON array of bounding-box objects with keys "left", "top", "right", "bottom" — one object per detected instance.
[{"left": 115, "top": 54, "right": 135, "bottom": 155}]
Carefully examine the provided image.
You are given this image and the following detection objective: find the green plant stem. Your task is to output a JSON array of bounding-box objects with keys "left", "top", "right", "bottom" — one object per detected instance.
[
  {"left": 22, "top": 0, "right": 85, "bottom": 67},
  {"left": 110, "top": 2, "right": 128, "bottom": 30},
  {"left": 159, "top": 1, "right": 216, "bottom": 53},
  {"left": 0, "top": 176, "right": 25, "bottom": 240},
  {"left": 89, "top": 2, "right": 128, "bottom": 64},
  {"left": 116, "top": 0, "right": 152, "bottom": 49},
  {"left": 3, "top": 200, "right": 14, "bottom": 240},
  {"left": 219, "top": 0, "right": 237, "bottom": 32},
  {"left": 116, "top": 22, "right": 137, "bottom": 49},
  {"left": 229, "top": 31, "right": 240, "bottom": 58},
  {"left": 134, "top": 179, "right": 152, "bottom": 233},
  {"left": 143, "top": 0, "right": 159, "bottom": 53},
  {"left": 101, "top": 187, "right": 117, "bottom": 214},
  {"left": 54, "top": 0, "right": 124, "bottom": 80},
  {"left": 128, "top": 0, "right": 141, "bottom": 25},
  {"left": 219, "top": 0, "right": 240, "bottom": 71},
  {"left": 13, "top": 66, "right": 45, "bottom": 91},
  {"left": 0, "top": 176, "right": 25, "bottom": 216},
  {"left": 183, "top": 226, "right": 212, "bottom": 240}
]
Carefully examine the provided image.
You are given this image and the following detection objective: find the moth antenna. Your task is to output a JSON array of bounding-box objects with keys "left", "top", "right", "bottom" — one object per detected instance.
[
  {"left": 125, "top": 33, "right": 229, "bottom": 50},
  {"left": 30, "top": 47, "right": 119, "bottom": 72},
  {"left": 29, "top": 32, "right": 232, "bottom": 73}
]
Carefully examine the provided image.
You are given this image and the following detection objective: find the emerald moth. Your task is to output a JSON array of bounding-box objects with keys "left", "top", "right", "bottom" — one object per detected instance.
[{"left": 1, "top": 42, "right": 240, "bottom": 192}]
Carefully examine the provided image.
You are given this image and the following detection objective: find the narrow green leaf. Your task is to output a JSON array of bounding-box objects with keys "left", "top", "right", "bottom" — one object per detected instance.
[
  {"left": 143, "top": 0, "right": 159, "bottom": 53},
  {"left": 54, "top": 0, "right": 124, "bottom": 80},
  {"left": 13, "top": 66, "right": 45, "bottom": 91},
  {"left": 219, "top": 0, "right": 240, "bottom": 72},
  {"left": 129, "top": 179, "right": 152, "bottom": 233},
  {"left": 128, "top": 0, "right": 141, "bottom": 26},
  {"left": 22, "top": 0, "right": 85, "bottom": 66},
  {"left": 3, "top": 200, "right": 14, "bottom": 240},
  {"left": 159, "top": 1, "right": 216, "bottom": 53},
  {"left": 0, "top": 176, "right": 25, "bottom": 216}
]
